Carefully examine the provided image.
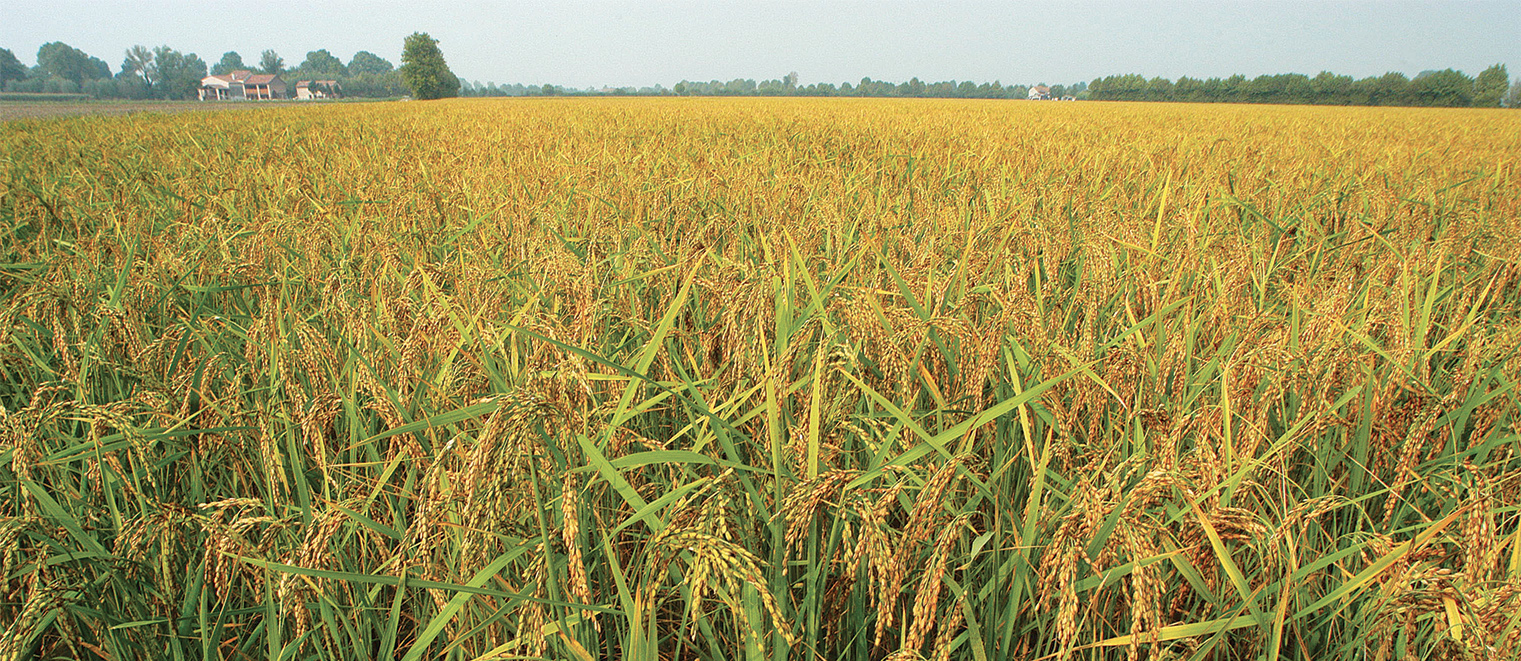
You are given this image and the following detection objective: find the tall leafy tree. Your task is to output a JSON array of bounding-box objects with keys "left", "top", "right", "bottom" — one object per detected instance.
[
  {"left": 151, "top": 46, "right": 207, "bottom": 99},
  {"left": 347, "top": 51, "right": 394, "bottom": 76},
  {"left": 259, "top": 50, "right": 284, "bottom": 77},
  {"left": 1472, "top": 64, "right": 1509, "bottom": 108},
  {"left": 84, "top": 55, "right": 110, "bottom": 81},
  {"left": 40, "top": 42, "right": 83, "bottom": 82},
  {"left": 37, "top": 42, "right": 109, "bottom": 84},
  {"left": 295, "top": 49, "right": 345, "bottom": 79},
  {"left": 1143, "top": 78, "right": 1170, "bottom": 101},
  {"left": 344, "top": 51, "right": 399, "bottom": 97},
  {"left": 0, "top": 48, "right": 27, "bottom": 88},
  {"left": 211, "top": 51, "right": 246, "bottom": 76},
  {"left": 120, "top": 45, "right": 155, "bottom": 84},
  {"left": 1172, "top": 76, "right": 1201, "bottom": 101},
  {"left": 399, "top": 32, "right": 459, "bottom": 100},
  {"left": 1312, "top": 71, "right": 1354, "bottom": 104},
  {"left": 1409, "top": 69, "right": 1474, "bottom": 107},
  {"left": 1367, "top": 72, "right": 1412, "bottom": 105}
]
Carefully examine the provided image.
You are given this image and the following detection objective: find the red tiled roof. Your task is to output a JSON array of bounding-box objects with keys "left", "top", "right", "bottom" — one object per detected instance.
[
  {"left": 245, "top": 74, "right": 282, "bottom": 85},
  {"left": 204, "top": 70, "right": 260, "bottom": 85}
]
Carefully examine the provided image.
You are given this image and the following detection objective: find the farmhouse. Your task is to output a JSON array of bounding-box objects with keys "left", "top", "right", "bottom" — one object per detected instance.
[
  {"left": 1028, "top": 85, "right": 1051, "bottom": 100},
  {"left": 199, "top": 70, "right": 288, "bottom": 100},
  {"left": 295, "top": 80, "right": 341, "bottom": 100}
]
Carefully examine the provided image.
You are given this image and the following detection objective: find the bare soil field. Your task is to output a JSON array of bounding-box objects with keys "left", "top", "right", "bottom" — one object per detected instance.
[{"left": 0, "top": 99, "right": 308, "bottom": 122}]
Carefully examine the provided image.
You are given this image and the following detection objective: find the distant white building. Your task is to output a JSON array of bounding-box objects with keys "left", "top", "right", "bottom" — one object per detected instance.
[
  {"left": 1028, "top": 85, "right": 1051, "bottom": 100},
  {"left": 296, "top": 80, "right": 341, "bottom": 100},
  {"left": 199, "top": 70, "right": 287, "bottom": 100}
]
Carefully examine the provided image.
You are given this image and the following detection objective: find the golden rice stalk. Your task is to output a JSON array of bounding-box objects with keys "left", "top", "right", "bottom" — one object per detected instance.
[
  {"left": 561, "top": 472, "right": 595, "bottom": 624},
  {"left": 904, "top": 512, "right": 974, "bottom": 654},
  {"left": 645, "top": 528, "right": 796, "bottom": 646},
  {"left": 0, "top": 582, "right": 67, "bottom": 661},
  {"left": 778, "top": 469, "right": 860, "bottom": 551},
  {"left": 1039, "top": 481, "right": 1110, "bottom": 660}
]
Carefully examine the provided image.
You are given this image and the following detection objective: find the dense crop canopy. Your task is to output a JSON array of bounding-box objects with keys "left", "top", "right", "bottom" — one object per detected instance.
[{"left": 1, "top": 98, "right": 1520, "bottom": 659}]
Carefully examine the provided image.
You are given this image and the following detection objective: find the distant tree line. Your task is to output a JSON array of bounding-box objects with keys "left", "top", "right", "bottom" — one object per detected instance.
[
  {"left": 667, "top": 75, "right": 1085, "bottom": 100},
  {"left": 4, "top": 40, "right": 1515, "bottom": 109},
  {"left": 0, "top": 42, "right": 408, "bottom": 100},
  {"left": 459, "top": 81, "right": 573, "bottom": 97},
  {"left": 457, "top": 73, "right": 1089, "bottom": 101},
  {"left": 459, "top": 68, "right": 1515, "bottom": 108},
  {"left": 1089, "top": 66, "right": 1515, "bottom": 108}
]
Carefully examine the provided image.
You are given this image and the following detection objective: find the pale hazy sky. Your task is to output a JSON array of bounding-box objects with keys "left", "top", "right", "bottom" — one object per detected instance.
[{"left": 2, "top": 1, "right": 1516, "bottom": 89}]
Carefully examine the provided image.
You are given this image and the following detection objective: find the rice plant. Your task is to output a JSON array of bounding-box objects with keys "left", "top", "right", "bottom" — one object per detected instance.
[{"left": 1, "top": 98, "right": 1519, "bottom": 660}]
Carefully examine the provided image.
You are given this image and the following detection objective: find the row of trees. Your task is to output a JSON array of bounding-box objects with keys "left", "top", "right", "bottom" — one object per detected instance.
[
  {"left": 668, "top": 76, "right": 1089, "bottom": 100},
  {"left": 454, "top": 75, "right": 1090, "bottom": 101},
  {"left": 0, "top": 42, "right": 411, "bottom": 100},
  {"left": 455, "top": 69, "right": 1518, "bottom": 108},
  {"left": 1089, "top": 66, "right": 1516, "bottom": 108},
  {"left": 213, "top": 47, "right": 411, "bottom": 98},
  {"left": 4, "top": 39, "right": 1514, "bottom": 108},
  {"left": 0, "top": 43, "right": 216, "bottom": 100},
  {"left": 459, "top": 81, "right": 568, "bottom": 97}
]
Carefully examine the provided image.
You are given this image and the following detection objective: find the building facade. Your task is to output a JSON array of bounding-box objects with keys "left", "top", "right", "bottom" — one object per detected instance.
[
  {"left": 200, "top": 70, "right": 288, "bottom": 100},
  {"left": 295, "top": 80, "right": 341, "bottom": 100}
]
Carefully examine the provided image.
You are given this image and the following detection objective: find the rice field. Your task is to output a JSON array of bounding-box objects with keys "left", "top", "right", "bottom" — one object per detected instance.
[{"left": 2, "top": 97, "right": 1520, "bottom": 660}]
